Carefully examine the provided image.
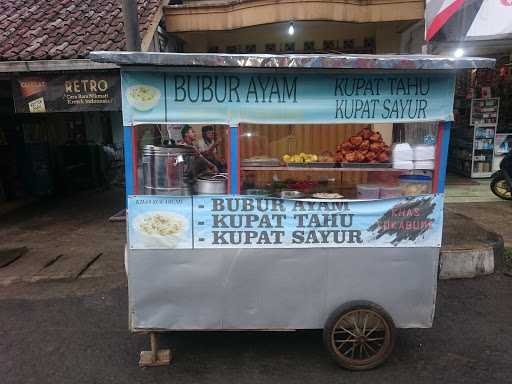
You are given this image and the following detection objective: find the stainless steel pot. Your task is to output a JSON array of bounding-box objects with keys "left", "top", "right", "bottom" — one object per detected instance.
[
  {"left": 195, "top": 174, "right": 227, "bottom": 195},
  {"left": 142, "top": 145, "right": 196, "bottom": 195}
]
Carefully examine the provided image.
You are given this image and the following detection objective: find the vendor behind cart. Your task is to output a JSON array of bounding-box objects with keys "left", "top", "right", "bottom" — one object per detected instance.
[
  {"left": 179, "top": 124, "right": 218, "bottom": 175},
  {"left": 198, "top": 125, "right": 226, "bottom": 172},
  {"left": 178, "top": 125, "right": 197, "bottom": 148}
]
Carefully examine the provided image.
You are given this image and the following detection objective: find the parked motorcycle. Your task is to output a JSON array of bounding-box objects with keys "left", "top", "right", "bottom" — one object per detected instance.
[{"left": 490, "top": 150, "right": 512, "bottom": 200}]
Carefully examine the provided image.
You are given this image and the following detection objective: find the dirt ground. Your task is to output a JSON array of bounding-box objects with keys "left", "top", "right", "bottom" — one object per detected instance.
[
  {"left": 446, "top": 202, "right": 512, "bottom": 247},
  {"left": 0, "top": 188, "right": 126, "bottom": 284}
]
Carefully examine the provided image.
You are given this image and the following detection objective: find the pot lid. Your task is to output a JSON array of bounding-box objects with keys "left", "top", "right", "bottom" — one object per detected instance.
[{"left": 198, "top": 173, "right": 227, "bottom": 181}]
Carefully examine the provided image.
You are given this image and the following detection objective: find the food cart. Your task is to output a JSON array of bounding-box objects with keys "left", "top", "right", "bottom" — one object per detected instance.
[{"left": 91, "top": 51, "right": 494, "bottom": 370}]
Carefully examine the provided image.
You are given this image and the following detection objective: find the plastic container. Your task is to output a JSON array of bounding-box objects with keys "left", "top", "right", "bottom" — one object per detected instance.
[
  {"left": 392, "top": 143, "right": 413, "bottom": 161},
  {"left": 399, "top": 175, "right": 432, "bottom": 196},
  {"left": 357, "top": 184, "right": 380, "bottom": 199},
  {"left": 379, "top": 186, "right": 402, "bottom": 199},
  {"left": 392, "top": 160, "right": 414, "bottom": 170},
  {"left": 413, "top": 144, "right": 435, "bottom": 160},
  {"left": 413, "top": 160, "right": 435, "bottom": 170}
]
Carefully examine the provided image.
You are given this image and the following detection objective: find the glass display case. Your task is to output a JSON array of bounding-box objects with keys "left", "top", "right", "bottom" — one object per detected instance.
[
  {"left": 132, "top": 123, "right": 229, "bottom": 195},
  {"left": 239, "top": 123, "right": 435, "bottom": 199}
]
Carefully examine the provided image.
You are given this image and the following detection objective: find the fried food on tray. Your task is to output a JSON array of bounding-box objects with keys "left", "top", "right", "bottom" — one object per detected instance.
[
  {"left": 335, "top": 127, "right": 390, "bottom": 164},
  {"left": 349, "top": 135, "right": 363, "bottom": 146}
]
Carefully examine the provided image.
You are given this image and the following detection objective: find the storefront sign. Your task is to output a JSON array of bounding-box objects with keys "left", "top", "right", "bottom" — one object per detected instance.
[
  {"left": 121, "top": 71, "right": 455, "bottom": 126},
  {"left": 128, "top": 194, "right": 443, "bottom": 249},
  {"left": 13, "top": 72, "right": 120, "bottom": 113}
]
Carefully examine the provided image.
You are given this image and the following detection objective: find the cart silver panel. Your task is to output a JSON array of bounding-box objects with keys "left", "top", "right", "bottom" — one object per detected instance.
[{"left": 127, "top": 247, "right": 439, "bottom": 331}]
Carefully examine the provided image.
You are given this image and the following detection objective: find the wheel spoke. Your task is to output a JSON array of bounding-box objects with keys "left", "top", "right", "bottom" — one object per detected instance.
[
  {"left": 361, "top": 343, "right": 371, "bottom": 358},
  {"left": 364, "top": 341, "right": 377, "bottom": 354},
  {"left": 352, "top": 314, "right": 361, "bottom": 335},
  {"left": 335, "top": 325, "right": 357, "bottom": 338},
  {"left": 334, "top": 338, "right": 356, "bottom": 346},
  {"left": 331, "top": 309, "right": 391, "bottom": 365},
  {"left": 365, "top": 322, "right": 380, "bottom": 337},
  {"left": 335, "top": 338, "right": 356, "bottom": 351},
  {"left": 362, "top": 314, "right": 369, "bottom": 335},
  {"left": 344, "top": 345, "right": 355, "bottom": 357}
]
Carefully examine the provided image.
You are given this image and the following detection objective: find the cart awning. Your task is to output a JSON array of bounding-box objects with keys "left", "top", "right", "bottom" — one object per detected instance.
[{"left": 89, "top": 52, "right": 494, "bottom": 71}]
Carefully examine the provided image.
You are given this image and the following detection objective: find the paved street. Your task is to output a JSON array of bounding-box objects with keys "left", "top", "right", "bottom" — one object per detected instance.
[
  {"left": 1, "top": 189, "right": 511, "bottom": 383},
  {"left": 2, "top": 272, "right": 511, "bottom": 384}
]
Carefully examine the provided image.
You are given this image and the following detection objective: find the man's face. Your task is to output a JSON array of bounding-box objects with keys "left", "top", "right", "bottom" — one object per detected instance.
[
  {"left": 185, "top": 128, "right": 195, "bottom": 142},
  {"left": 206, "top": 130, "right": 214, "bottom": 141}
]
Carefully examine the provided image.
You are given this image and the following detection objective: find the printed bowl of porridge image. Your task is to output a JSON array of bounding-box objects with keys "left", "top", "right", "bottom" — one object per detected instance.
[
  {"left": 126, "top": 84, "right": 161, "bottom": 111},
  {"left": 133, "top": 211, "right": 188, "bottom": 248}
]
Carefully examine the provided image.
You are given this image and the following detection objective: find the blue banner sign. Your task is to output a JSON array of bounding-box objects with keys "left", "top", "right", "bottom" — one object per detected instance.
[
  {"left": 121, "top": 71, "right": 455, "bottom": 126},
  {"left": 128, "top": 195, "right": 443, "bottom": 249}
]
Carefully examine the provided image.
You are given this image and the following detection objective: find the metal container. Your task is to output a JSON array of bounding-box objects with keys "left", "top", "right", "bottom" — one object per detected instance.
[
  {"left": 195, "top": 174, "right": 227, "bottom": 195},
  {"left": 142, "top": 145, "right": 196, "bottom": 195},
  {"left": 279, "top": 190, "right": 305, "bottom": 199}
]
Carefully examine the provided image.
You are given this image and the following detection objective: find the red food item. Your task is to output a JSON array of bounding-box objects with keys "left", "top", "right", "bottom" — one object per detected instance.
[
  {"left": 341, "top": 142, "right": 354, "bottom": 151},
  {"left": 335, "top": 153, "right": 345, "bottom": 162},
  {"left": 359, "top": 127, "right": 373, "bottom": 140},
  {"left": 377, "top": 152, "right": 390, "bottom": 162},
  {"left": 369, "top": 132, "right": 382, "bottom": 142},
  {"left": 288, "top": 180, "right": 319, "bottom": 192},
  {"left": 345, "top": 152, "right": 357, "bottom": 162},
  {"left": 370, "top": 142, "right": 384, "bottom": 152},
  {"left": 366, "top": 151, "right": 377, "bottom": 161},
  {"left": 355, "top": 152, "right": 366, "bottom": 162},
  {"left": 350, "top": 135, "right": 363, "bottom": 146},
  {"left": 360, "top": 140, "right": 370, "bottom": 149}
]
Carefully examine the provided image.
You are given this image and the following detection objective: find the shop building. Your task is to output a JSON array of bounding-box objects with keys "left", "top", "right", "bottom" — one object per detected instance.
[
  {"left": 0, "top": 0, "right": 168, "bottom": 203},
  {"left": 163, "top": 0, "right": 425, "bottom": 54},
  {"left": 426, "top": 0, "right": 512, "bottom": 178},
  {"left": 158, "top": 0, "right": 428, "bottom": 191}
]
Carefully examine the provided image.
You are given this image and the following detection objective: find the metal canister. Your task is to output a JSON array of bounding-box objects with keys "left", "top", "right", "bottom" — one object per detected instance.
[
  {"left": 195, "top": 173, "right": 227, "bottom": 195},
  {"left": 142, "top": 145, "right": 196, "bottom": 195}
]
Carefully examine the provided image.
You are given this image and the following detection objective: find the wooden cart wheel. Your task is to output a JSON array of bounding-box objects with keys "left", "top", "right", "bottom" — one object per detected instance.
[{"left": 323, "top": 301, "right": 396, "bottom": 370}]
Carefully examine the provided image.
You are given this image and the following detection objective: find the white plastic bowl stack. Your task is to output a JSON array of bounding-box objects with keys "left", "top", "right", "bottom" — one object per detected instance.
[
  {"left": 413, "top": 145, "right": 435, "bottom": 170},
  {"left": 392, "top": 143, "right": 414, "bottom": 169}
]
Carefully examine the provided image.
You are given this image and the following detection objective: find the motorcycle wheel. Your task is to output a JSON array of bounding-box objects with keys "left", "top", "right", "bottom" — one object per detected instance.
[{"left": 491, "top": 175, "right": 512, "bottom": 200}]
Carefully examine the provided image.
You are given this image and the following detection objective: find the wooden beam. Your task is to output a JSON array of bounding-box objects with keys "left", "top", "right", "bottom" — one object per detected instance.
[
  {"left": 0, "top": 59, "right": 118, "bottom": 73},
  {"left": 142, "top": 3, "right": 165, "bottom": 52}
]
